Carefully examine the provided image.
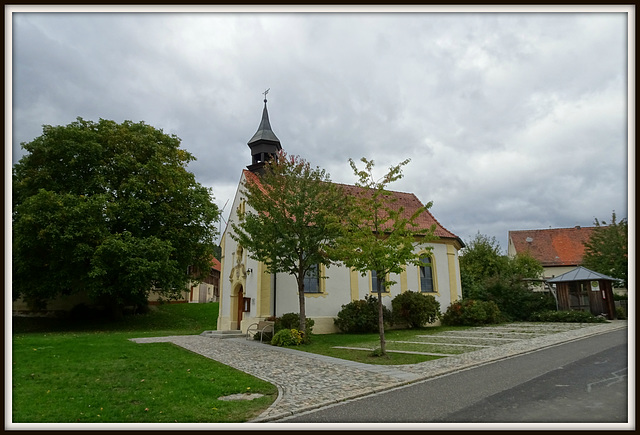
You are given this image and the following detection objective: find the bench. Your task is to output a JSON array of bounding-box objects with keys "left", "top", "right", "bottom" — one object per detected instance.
[{"left": 246, "top": 321, "right": 275, "bottom": 343}]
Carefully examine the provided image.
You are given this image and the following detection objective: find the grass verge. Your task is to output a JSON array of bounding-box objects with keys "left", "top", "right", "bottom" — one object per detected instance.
[
  {"left": 11, "top": 303, "right": 278, "bottom": 423},
  {"left": 293, "top": 326, "right": 472, "bottom": 365}
]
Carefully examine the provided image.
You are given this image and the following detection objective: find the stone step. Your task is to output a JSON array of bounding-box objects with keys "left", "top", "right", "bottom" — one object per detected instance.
[{"left": 200, "top": 331, "right": 246, "bottom": 339}]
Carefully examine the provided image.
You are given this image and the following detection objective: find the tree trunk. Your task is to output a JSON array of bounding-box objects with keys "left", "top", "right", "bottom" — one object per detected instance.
[
  {"left": 377, "top": 274, "right": 386, "bottom": 356},
  {"left": 297, "top": 277, "right": 307, "bottom": 334}
]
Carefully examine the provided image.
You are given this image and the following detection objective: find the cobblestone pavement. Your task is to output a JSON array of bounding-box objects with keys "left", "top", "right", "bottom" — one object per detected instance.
[{"left": 130, "top": 320, "right": 627, "bottom": 422}]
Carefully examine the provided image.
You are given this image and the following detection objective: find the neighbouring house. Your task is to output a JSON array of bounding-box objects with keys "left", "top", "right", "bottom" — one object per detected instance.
[
  {"left": 217, "top": 99, "right": 465, "bottom": 334},
  {"left": 508, "top": 226, "right": 626, "bottom": 296},
  {"left": 147, "top": 257, "right": 221, "bottom": 305},
  {"left": 547, "top": 266, "right": 617, "bottom": 319},
  {"left": 188, "top": 258, "right": 221, "bottom": 303},
  {"left": 508, "top": 226, "right": 596, "bottom": 280}
]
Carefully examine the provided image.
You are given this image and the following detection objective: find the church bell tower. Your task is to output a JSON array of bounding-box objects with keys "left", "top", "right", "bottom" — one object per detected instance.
[{"left": 247, "top": 90, "right": 282, "bottom": 174}]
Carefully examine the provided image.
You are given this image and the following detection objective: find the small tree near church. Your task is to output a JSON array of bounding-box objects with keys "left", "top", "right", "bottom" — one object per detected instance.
[
  {"left": 331, "top": 158, "right": 437, "bottom": 356},
  {"left": 231, "top": 152, "right": 345, "bottom": 339}
]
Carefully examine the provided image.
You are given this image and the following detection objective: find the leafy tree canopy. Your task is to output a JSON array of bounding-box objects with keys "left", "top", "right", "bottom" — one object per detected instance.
[
  {"left": 333, "top": 158, "right": 436, "bottom": 280},
  {"left": 582, "top": 211, "right": 628, "bottom": 287},
  {"left": 230, "top": 152, "right": 346, "bottom": 333},
  {"left": 12, "top": 118, "right": 219, "bottom": 313},
  {"left": 459, "top": 233, "right": 507, "bottom": 286},
  {"left": 460, "top": 232, "right": 543, "bottom": 299}
]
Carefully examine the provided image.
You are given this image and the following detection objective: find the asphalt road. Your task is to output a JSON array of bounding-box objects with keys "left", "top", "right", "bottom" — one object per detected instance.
[{"left": 281, "top": 328, "right": 629, "bottom": 424}]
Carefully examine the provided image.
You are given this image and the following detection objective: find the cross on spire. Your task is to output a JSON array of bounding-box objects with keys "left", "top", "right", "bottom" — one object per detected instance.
[{"left": 263, "top": 88, "right": 270, "bottom": 103}]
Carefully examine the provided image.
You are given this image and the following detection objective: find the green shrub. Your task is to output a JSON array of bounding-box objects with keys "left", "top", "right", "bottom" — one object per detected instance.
[
  {"left": 529, "top": 310, "right": 608, "bottom": 323},
  {"left": 441, "top": 299, "right": 502, "bottom": 326},
  {"left": 370, "top": 347, "right": 387, "bottom": 358},
  {"left": 334, "top": 295, "right": 392, "bottom": 333},
  {"left": 480, "top": 278, "right": 556, "bottom": 321},
  {"left": 613, "top": 293, "right": 628, "bottom": 301},
  {"left": 270, "top": 328, "right": 304, "bottom": 346},
  {"left": 274, "top": 312, "right": 314, "bottom": 342},
  {"left": 391, "top": 291, "right": 440, "bottom": 328},
  {"left": 275, "top": 312, "right": 301, "bottom": 330},
  {"left": 615, "top": 306, "right": 626, "bottom": 320}
]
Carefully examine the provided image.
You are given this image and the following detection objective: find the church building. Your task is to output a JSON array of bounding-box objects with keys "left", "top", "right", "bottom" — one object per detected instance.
[{"left": 217, "top": 99, "right": 464, "bottom": 334}]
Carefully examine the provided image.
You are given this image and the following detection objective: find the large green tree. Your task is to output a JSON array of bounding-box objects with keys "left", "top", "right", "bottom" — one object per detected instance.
[
  {"left": 331, "top": 158, "right": 435, "bottom": 356},
  {"left": 12, "top": 118, "right": 219, "bottom": 315},
  {"left": 459, "top": 232, "right": 549, "bottom": 320},
  {"left": 459, "top": 233, "right": 507, "bottom": 298},
  {"left": 582, "top": 211, "right": 628, "bottom": 287},
  {"left": 230, "top": 153, "right": 345, "bottom": 335}
]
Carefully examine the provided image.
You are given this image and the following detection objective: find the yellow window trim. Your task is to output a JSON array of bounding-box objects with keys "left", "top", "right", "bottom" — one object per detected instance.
[
  {"left": 369, "top": 270, "right": 391, "bottom": 295},
  {"left": 400, "top": 265, "right": 408, "bottom": 293},
  {"left": 304, "top": 263, "right": 327, "bottom": 298},
  {"left": 417, "top": 251, "right": 439, "bottom": 295}
]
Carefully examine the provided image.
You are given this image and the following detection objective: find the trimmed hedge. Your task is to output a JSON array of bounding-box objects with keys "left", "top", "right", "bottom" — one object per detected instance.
[{"left": 529, "top": 310, "right": 608, "bottom": 323}]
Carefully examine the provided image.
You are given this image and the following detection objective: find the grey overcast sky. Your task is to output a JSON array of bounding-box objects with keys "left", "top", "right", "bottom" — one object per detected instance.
[{"left": 8, "top": 6, "right": 632, "bottom": 252}]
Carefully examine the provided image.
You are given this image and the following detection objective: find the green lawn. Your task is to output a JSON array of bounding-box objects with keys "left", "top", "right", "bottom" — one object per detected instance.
[
  {"left": 11, "top": 303, "right": 278, "bottom": 423},
  {"left": 12, "top": 304, "right": 475, "bottom": 423}
]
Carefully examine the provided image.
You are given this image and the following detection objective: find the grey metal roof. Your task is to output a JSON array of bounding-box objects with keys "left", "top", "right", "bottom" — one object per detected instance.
[
  {"left": 248, "top": 103, "right": 280, "bottom": 145},
  {"left": 547, "top": 266, "right": 617, "bottom": 283}
]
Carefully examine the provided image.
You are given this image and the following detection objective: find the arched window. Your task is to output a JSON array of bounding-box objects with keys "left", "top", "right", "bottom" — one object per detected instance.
[{"left": 419, "top": 256, "right": 435, "bottom": 293}]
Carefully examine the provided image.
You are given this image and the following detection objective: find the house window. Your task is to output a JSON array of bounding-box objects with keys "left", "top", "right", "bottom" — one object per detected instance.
[
  {"left": 371, "top": 270, "right": 388, "bottom": 293},
  {"left": 304, "top": 264, "right": 320, "bottom": 293},
  {"left": 419, "top": 256, "right": 435, "bottom": 292}
]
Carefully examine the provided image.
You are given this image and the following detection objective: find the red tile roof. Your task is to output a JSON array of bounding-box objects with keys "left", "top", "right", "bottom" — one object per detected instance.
[
  {"left": 509, "top": 227, "right": 595, "bottom": 266},
  {"left": 336, "top": 183, "right": 461, "bottom": 242},
  {"left": 242, "top": 170, "right": 463, "bottom": 247},
  {"left": 211, "top": 257, "right": 221, "bottom": 271}
]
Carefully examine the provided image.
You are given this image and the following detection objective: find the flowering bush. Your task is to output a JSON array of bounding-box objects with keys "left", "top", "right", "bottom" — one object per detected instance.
[{"left": 274, "top": 312, "right": 314, "bottom": 343}]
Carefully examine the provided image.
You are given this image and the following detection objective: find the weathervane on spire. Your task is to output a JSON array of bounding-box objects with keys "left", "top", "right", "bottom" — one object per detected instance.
[{"left": 263, "top": 88, "right": 270, "bottom": 103}]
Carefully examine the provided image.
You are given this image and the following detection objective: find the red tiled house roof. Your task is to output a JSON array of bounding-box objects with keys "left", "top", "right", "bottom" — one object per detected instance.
[
  {"left": 509, "top": 227, "right": 595, "bottom": 267},
  {"left": 211, "top": 257, "right": 221, "bottom": 272},
  {"left": 242, "top": 169, "right": 464, "bottom": 248},
  {"left": 337, "top": 183, "right": 462, "bottom": 244}
]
